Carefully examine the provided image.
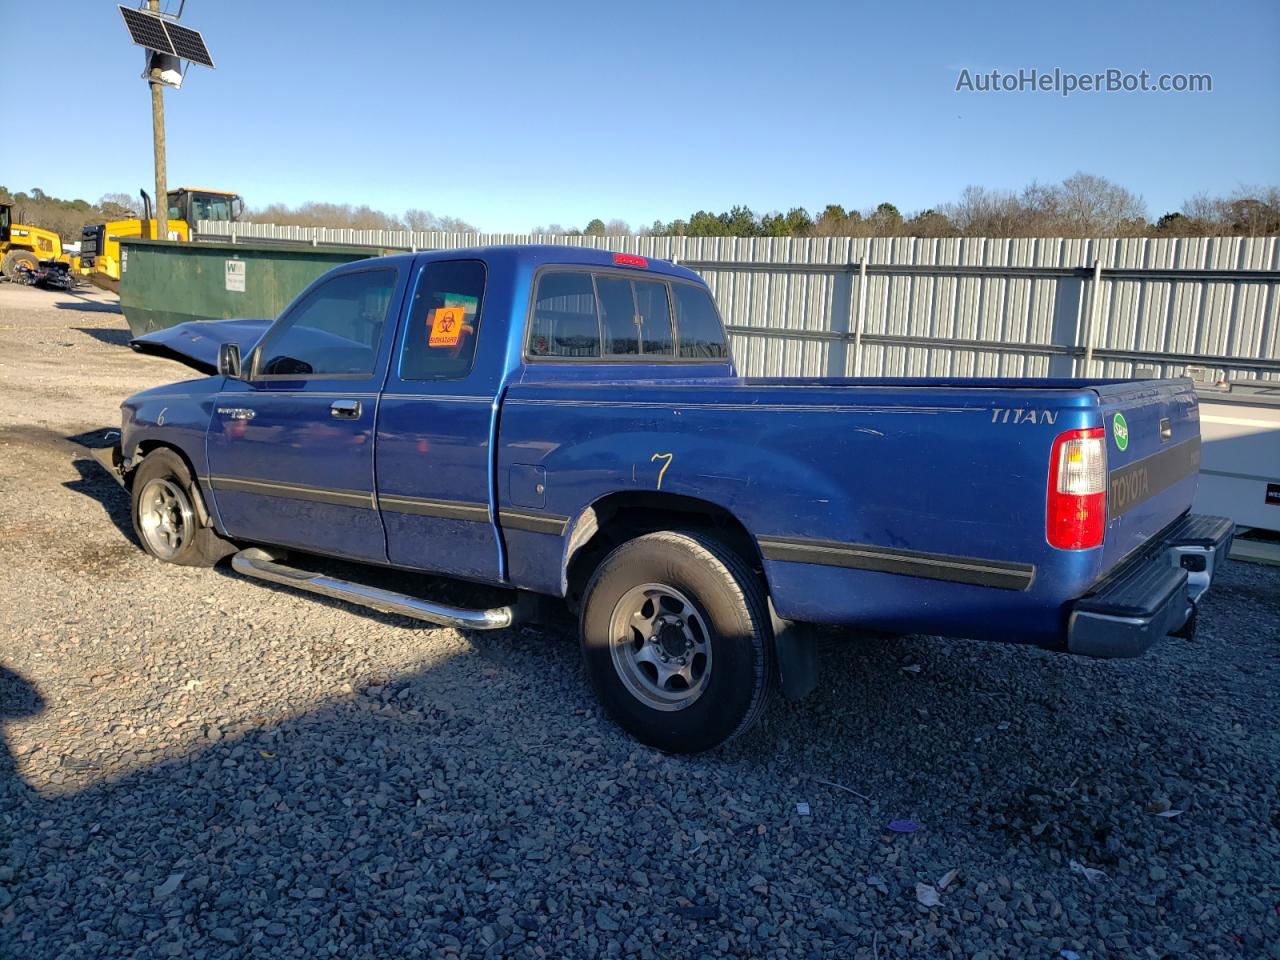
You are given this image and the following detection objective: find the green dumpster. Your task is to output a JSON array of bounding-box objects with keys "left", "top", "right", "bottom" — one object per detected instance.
[{"left": 118, "top": 237, "right": 395, "bottom": 337}]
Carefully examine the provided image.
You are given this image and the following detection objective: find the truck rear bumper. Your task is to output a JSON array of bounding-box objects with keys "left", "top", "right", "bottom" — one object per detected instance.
[{"left": 1066, "top": 514, "right": 1234, "bottom": 658}]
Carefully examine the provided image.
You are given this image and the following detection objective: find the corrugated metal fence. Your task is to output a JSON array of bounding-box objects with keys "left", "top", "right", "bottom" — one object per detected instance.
[{"left": 197, "top": 223, "right": 1280, "bottom": 382}]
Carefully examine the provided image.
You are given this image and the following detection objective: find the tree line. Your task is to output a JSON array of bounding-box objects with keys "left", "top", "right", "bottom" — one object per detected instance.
[
  {"left": 0, "top": 189, "right": 482, "bottom": 242},
  {"left": 248, "top": 202, "right": 478, "bottom": 234},
  {"left": 0, "top": 188, "right": 140, "bottom": 243},
  {"left": 554, "top": 175, "right": 1280, "bottom": 239},
  {"left": 5, "top": 174, "right": 1278, "bottom": 242}
]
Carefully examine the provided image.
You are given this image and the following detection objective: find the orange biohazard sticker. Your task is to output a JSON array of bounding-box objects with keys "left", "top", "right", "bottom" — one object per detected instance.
[{"left": 428, "top": 306, "right": 465, "bottom": 347}]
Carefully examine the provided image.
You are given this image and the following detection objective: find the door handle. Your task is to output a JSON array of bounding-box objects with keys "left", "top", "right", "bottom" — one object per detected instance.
[{"left": 330, "top": 399, "right": 362, "bottom": 419}]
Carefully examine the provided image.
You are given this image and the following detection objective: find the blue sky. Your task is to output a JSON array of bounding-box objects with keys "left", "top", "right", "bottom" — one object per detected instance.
[{"left": 7, "top": 0, "right": 1278, "bottom": 231}]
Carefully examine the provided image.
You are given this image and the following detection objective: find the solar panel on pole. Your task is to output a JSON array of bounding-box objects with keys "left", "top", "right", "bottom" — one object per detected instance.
[
  {"left": 164, "top": 21, "right": 215, "bottom": 69},
  {"left": 119, "top": 6, "right": 176, "bottom": 56}
]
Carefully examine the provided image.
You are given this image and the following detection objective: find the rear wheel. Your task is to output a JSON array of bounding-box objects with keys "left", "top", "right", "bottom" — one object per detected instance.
[
  {"left": 580, "top": 531, "right": 773, "bottom": 753},
  {"left": 2, "top": 249, "right": 38, "bottom": 282},
  {"left": 130, "top": 449, "right": 234, "bottom": 567}
]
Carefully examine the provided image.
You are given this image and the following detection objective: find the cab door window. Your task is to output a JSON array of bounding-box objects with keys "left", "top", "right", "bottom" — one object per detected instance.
[
  {"left": 398, "top": 259, "right": 487, "bottom": 380},
  {"left": 253, "top": 269, "right": 396, "bottom": 378}
]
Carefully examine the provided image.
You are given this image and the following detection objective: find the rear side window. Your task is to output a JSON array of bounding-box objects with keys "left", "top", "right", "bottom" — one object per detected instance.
[
  {"left": 673, "top": 284, "right": 728, "bottom": 359},
  {"left": 527, "top": 270, "right": 721, "bottom": 361},
  {"left": 529, "top": 272, "right": 600, "bottom": 357},
  {"left": 255, "top": 269, "right": 396, "bottom": 378},
  {"left": 399, "top": 259, "right": 487, "bottom": 380}
]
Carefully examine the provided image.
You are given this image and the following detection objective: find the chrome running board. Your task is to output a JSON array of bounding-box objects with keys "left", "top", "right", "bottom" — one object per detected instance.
[{"left": 231, "top": 547, "right": 516, "bottom": 630}]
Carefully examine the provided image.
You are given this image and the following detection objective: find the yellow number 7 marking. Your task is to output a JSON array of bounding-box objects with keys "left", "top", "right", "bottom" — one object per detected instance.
[{"left": 650, "top": 452, "right": 674, "bottom": 490}]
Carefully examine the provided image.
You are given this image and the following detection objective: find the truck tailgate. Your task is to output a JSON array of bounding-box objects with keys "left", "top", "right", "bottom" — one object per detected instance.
[{"left": 1095, "top": 379, "right": 1201, "bottom": 573}]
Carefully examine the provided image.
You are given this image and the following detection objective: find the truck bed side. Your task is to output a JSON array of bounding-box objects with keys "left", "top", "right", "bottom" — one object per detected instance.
[{"left": 497, "top": 378, "right": 1126, "bottom": 646}]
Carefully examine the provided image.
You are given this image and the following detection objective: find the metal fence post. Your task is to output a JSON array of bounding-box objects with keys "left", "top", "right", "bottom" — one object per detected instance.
[
  {"left": 852, "top": 258, "right": 868, "bottom": 377},
  {"left": 1082, "top": 258, "right": 1103, "bottom": 375}
]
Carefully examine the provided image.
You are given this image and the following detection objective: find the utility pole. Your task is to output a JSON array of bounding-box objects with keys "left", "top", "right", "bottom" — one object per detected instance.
[
  {"left": 147, "top": 0, "right": 168, "bottom": 241},
  {"left": 119, "top": 4, "right": 214, "bottom": 241}
]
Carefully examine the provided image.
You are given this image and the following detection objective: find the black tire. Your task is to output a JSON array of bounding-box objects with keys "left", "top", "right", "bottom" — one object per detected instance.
[
  {"left": 129, "top": 448, "right": 234, "bottom": 567},
  {"left": 580, "top": 531, "right": 773, "bottom": 753},
  {"left": 2, "top": 249, "right": 38, "bottom": 282}
]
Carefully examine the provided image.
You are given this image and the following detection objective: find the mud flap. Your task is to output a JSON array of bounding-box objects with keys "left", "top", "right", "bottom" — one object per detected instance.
[{"left": 769, "top": 599, "right": 817, "bottom": 701}]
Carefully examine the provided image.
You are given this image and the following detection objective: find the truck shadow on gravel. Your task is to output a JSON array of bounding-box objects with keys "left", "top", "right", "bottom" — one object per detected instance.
[
  {"left": 0, "top": 666, "right": 44, "bottom": 798},
  {"left": 54, "top": 299, "right": 123, "bottom": 315},
  {"left": 72, "top": 325, "right": 132, "bottom": 345},
  {"left": 61, "top": 435, "right": 138, "bottom": 547}
]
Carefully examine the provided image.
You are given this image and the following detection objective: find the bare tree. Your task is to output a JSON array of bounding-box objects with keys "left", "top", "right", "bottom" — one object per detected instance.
[
  {"left": 943, "top": 175, "right": 1148, "bottom": 237},
  {"left": 404, "top": 209, "right": 478, "bottom": 233},
  {"left": 249, "top": 202, "right": 407, "bottom": 230},
  {"left": 98, "top": 192, "right": 140, "bottom": 218},
  {"left": 1050, "top": 172, "right": 1147, "bottom": 236},
  {"left": 529, "top": 224, "right": 581, "bottom": 236},
  {"left": 944, "top": 185, "right": 1025, "bottom": 236},
  {"left": 1184, "top": 186, "right": 1280, "bottom": 235}
]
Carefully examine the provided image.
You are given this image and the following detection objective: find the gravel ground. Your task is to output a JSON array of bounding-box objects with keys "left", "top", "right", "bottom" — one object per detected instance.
[{"left": 0, "top": 282, "right": 1277, "bottom": 960}]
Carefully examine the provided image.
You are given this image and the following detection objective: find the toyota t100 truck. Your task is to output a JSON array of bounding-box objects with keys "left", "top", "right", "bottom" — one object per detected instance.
[{"left": 104, "top": 245, "right": 1232, "bottom": 752}]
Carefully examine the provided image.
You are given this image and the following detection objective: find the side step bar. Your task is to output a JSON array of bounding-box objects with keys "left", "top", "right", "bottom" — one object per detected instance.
[{"left": 231, "top": 547, "right": 517, "bottom": 630}]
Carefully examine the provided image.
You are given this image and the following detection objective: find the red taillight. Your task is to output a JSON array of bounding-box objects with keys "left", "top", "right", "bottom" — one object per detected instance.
[
  {"left": 1046, "top": 427, "right": 1107, "bottom": 550},
  {"left": 612, "top": 253, "right": 648, "bottom": 268}
]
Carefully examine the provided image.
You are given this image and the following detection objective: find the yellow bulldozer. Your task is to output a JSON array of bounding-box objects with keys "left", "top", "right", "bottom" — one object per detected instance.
[
  {"left": 0, "top": 201, "right": 75, "bottom": 284},
  {"left": 79, "top": 186, "right": 244, "bottom": 289}
]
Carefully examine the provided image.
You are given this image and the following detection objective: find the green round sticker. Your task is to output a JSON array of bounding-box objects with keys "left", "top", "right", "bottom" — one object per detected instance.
[{"left": 1112, "top": 412, "right": 1129, "bottom": 451}]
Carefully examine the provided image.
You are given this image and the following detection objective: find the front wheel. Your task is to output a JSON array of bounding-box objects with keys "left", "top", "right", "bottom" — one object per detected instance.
[
  {"left": 130, "top": 448, "right": 234, "bottom": 567},
  {"left": 580, "top": 531, "right": 773, "bottom": 753},
  {"left": 2, "top": 249, "right": 38, "bottom": 282}
]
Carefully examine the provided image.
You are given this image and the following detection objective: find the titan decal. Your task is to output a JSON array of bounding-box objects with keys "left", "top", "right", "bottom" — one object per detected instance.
[{"left": 990, "top": 408, "right": 1059, "bottom": 425}]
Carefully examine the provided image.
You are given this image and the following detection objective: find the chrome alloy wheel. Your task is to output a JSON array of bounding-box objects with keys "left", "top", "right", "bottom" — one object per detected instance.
[
  {"left": 608, "top": 583, "right": 713, "bottom": 712},
  {"left": 137, "top": 477, "right": 194, "bottom": 560}
]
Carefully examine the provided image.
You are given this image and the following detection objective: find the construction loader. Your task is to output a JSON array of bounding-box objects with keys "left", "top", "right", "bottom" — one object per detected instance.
[
  {"left": 79, "top": 187, "right": 243, "bottom": 289},
  {"left": 0, "top": 202, "right": 72, "bottom": 280},
  {"left": 0, "top": 202, "right": 78, "bottom": 289}
]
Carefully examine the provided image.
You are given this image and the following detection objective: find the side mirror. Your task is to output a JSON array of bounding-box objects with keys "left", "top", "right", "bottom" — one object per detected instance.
[{"left": 217, "top": 342, "right": 243, "bottom": 379}]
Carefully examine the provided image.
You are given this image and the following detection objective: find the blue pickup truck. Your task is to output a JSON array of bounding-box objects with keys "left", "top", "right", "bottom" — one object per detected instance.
[{"left": 109, "top": 245, "right": 1232, "bottom": 752}]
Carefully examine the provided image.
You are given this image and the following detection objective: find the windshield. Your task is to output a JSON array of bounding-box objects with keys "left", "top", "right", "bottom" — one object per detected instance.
[
  {"left": 0, "top": 205, "right": 10, "bottom": 236},
  {"left": 168, "top": 193, "right": 240, "bottom": 222}
]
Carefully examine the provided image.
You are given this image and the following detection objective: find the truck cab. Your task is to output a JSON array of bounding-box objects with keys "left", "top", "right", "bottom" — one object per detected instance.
[{"left": 165, "top": 187, "right": 245, "bottom": 225}]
